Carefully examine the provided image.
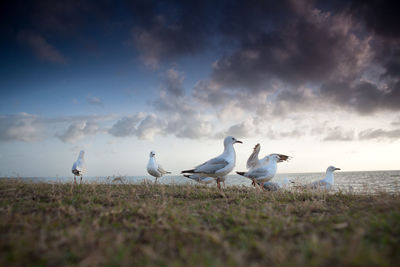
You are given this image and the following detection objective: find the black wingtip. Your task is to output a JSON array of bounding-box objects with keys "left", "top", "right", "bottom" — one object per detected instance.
[
  {"left": 181, "top": 169, "right": 195, "bottom": 174},
  {"left": 236, "top": 171, "right": 245, "bottom": 176},
  {"left": 183, "top": 175, "right": 190, "bottom": 178}
]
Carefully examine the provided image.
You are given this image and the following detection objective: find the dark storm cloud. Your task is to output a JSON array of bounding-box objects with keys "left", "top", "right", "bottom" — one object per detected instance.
[{"left": 2, "top": 0, "right": 400, "bottom": 116}]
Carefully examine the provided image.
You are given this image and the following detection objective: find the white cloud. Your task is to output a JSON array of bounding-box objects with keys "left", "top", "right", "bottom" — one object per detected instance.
[
  {"left": 57, "top": 121, "right": 100, "bottom": 143},
  {"left": 0, "top": 113, "right": 44, "bottom": 142}
]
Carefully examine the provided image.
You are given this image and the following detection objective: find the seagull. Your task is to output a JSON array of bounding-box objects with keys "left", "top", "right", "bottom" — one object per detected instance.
[
  {"left": 72, "top": 150, "right": 87, "bottom": 184},
  {"left": 247, "top": 143, "right": 290, "bottom": 170},
  {"left": 262, "top": 178, "right": 294, "bottom": 191},
  {"left": 308, "top": 166, "right": 341, "bottom": 190},
  {"left": 183, "top": 174, "right": 215, "bottom": 185},
  {"left": 237, "top": 154, "right": 286, "bottom": 187},
  {"left": 147, "top": 151, "right": 171, "bottom": 183},
  {"left": 181, "top": 136, "right": 242, "bottom": 189}
]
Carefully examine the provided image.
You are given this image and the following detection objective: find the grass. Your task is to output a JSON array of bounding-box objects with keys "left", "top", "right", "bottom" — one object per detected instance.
[{"left": 1, "top": 179, "right": 400, "bottom": 266}]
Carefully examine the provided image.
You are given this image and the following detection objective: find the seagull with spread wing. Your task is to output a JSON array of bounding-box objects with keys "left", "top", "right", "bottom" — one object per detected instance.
[
  {"left": 147, "top": 151, "right": 171, "bottom": 183},
  {"left": 242, "top": 143, "right": 290, "bottom": 187},
  {"left": 237, "top": 154, "right": 286, "bottom": 187},
  {"left": 181, "top": 136, "right": 242, "bottom": 189},
  {"left": 72, "top": 150, "right": 87, "bottom": 184},
  {"left": 247, "top": 143, "right": 290, "bottom": 170}
]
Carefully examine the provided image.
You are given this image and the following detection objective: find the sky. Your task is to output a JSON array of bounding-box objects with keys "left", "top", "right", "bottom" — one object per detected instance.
[{"left": 1, "top": 0, "right": 400, "bottom": 177}]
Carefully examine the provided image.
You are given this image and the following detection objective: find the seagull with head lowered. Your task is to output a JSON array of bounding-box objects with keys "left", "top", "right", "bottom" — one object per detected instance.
[
  {"left": 308, "top": 166, "right": 340, "bottom": 190},
  {"left": 237, "top": 153, "right": 288, "bottom": 187},
  {"left": 183, "top": 174, "right": 215, "bottom": 185},
  {"left": 181, "top": 136, "right": 242, "bottom": 189},
  {"left": 72, "top": 150, "right": 87, "bottom": 184},
  {"left": 147, "top": 151, "right": 171, "bottom": 183},
  {"left": 262, "top": 178, "right": 294, "bottom": 191}
]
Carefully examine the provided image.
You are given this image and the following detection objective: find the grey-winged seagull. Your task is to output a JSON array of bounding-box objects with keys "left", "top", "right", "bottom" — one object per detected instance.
[
  {"left": 72, "top": 150, "right": 87, "bottom": 184},
  {"left": 181, "top": 136, "right": 242, "bottom": 189},
  {"left": 147, "top": 151, "right": 171, "bottom": 183},
  {"left": 308, "top": 166, "right": 340, "bottom": 190},
  {"left": 237, "top": 154, "right": 285, "bottom": 187}
]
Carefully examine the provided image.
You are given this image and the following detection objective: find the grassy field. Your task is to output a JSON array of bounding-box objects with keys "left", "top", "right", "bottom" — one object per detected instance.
[{"left": 1, "top": 179, "right": 400, "bottom": 266}]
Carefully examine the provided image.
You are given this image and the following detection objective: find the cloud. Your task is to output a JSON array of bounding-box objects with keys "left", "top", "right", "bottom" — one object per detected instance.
[
  {"left": 131, "top": 1, "right": 210, "bottom": 69},
  {"left": 359, "top": 128, "right": 400, "bottom": 141},
  {"left": 0, "top": 113, "right": 43, "bottom": 142},
  {"left": 17, "top": 31, "right": 66, "bottom": 63},
  {"left": 322, "top": 127, "right": 355, "bottom": 141},
  {"left": 164, "top": 68, "right": 185, "bottom": 97},
  {"left": 108, "top": 113, "right": 165, "bottom": 140},
  {"left": 87, "top": 95, "right": 104, "bottom": 107},
  {"left": 57, "top": 121, "right": 100, "bottom": 143}
]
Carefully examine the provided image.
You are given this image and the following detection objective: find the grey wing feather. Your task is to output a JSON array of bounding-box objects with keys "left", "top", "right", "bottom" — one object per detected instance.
[
  {"left": 247, "top": 167, "right": 269, "bottom": 178},
  {"left": 195, "top": 157, "right": 229, "bottom": 174},
  {"left": 157, "top": 164, "right": 169, "bottom": 175},
  {"left": 247, "top": 144, "right": 261, "bottom": 169}
]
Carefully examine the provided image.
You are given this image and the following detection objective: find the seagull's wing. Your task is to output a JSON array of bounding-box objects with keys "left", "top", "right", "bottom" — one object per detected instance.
[
  {"left": 194, "top": 157, "right": 229, "bottom": 174},
  {"left": 247, "top": 143, "right": 261, "bottom": 169},
  {"left": 246, "top": 167, "right": 270, "bottom": 179},
  {"left": 158, "top": 164, "right": 170, "bottom": 175}
]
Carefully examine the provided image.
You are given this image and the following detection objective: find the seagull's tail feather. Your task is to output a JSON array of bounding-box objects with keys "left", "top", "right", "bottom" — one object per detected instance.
[
  {"left": 236, "top": 171, "right": 246, "bottom": 176},
  {"left": 166, "top": 171, "right": 171, "bottom": 174},
  {"left": 183, "top": 175, "right": 191, "bottom": 178},
  {"left": 181, "top": 169, "right": 196, "bottom": 174}
]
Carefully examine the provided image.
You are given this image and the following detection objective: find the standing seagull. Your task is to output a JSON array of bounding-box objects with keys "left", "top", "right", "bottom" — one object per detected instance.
[
  {"left": 237, "top": 154, "right": 286, "bottom": 187},
  {"left": 72, "top": 150, "right": 87, "bottom": 184},
  {"left": 308, "top": 166, "right": 340, "bottom": 190},
  {"left": 181, "top": 136, "right": 242, "bottom": 189},
  {"left": 147, "top": 151, "right": 171, "bottom": 183}
]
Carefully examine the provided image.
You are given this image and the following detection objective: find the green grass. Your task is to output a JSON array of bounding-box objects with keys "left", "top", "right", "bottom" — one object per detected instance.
[{"left": 1, "top": 179, "right": 400, "bottom": 266}]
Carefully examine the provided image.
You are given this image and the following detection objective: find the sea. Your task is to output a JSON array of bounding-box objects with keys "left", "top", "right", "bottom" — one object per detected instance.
[{"left": 2, "top": 170, "right": 400, "bottom": 193}]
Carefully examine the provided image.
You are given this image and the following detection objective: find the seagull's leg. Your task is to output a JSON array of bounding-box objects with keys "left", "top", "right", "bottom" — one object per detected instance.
[
  {"left": 217, "top": 177, "right": 221, "bottom": 189},
  {"left": 74, "top": 176, "right": 76, "bottom": 184},
  {"left": 223, "top": 180, "right": 226, "bottom": 188},
  {"left": 80, "top": 176, "right": 82, "bottom": 184},
  {"left": 251, "top": 179, "right": 256, "bottom": 187},
  {"left": 155, "top": 177, "right": 158, "bottom": 184}
]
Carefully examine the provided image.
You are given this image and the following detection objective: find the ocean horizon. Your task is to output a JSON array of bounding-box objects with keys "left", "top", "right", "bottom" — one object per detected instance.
[{"left": 2, "top": 169, "right": 399, "bottom": 193}]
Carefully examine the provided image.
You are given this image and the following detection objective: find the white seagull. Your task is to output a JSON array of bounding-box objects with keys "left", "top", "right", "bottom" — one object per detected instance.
[
  {"left": 147, "top": 151, "right": 171, "bottom": 183},
  {"left": 183, "top": 174, "right": 215, "bottom": 185},
  {"left": 262, "top": 178, "right": 294, "bottom": 191},
  {"left": 181, "top": 136, "right": 242, "bottom": 189},
  {"left": 237, "top": 154, "right": 286, "bottom": 187},
  {"left": 247, "top": 143, "right": 290, "bottom": 170},
  {"left": 308, "top": 166, "right": 341, "bottom": 190},
  {"left": 72, "top": 150, "right": 87, "bottom": 184}
]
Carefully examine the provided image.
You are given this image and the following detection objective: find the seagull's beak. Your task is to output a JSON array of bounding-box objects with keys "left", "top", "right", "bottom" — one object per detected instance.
[
  {"left": 335, "top": 167, "right": 341, "bottom": 171},
  {"left": 235, "top": 140, "right": 243, "bottom": 144}
]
